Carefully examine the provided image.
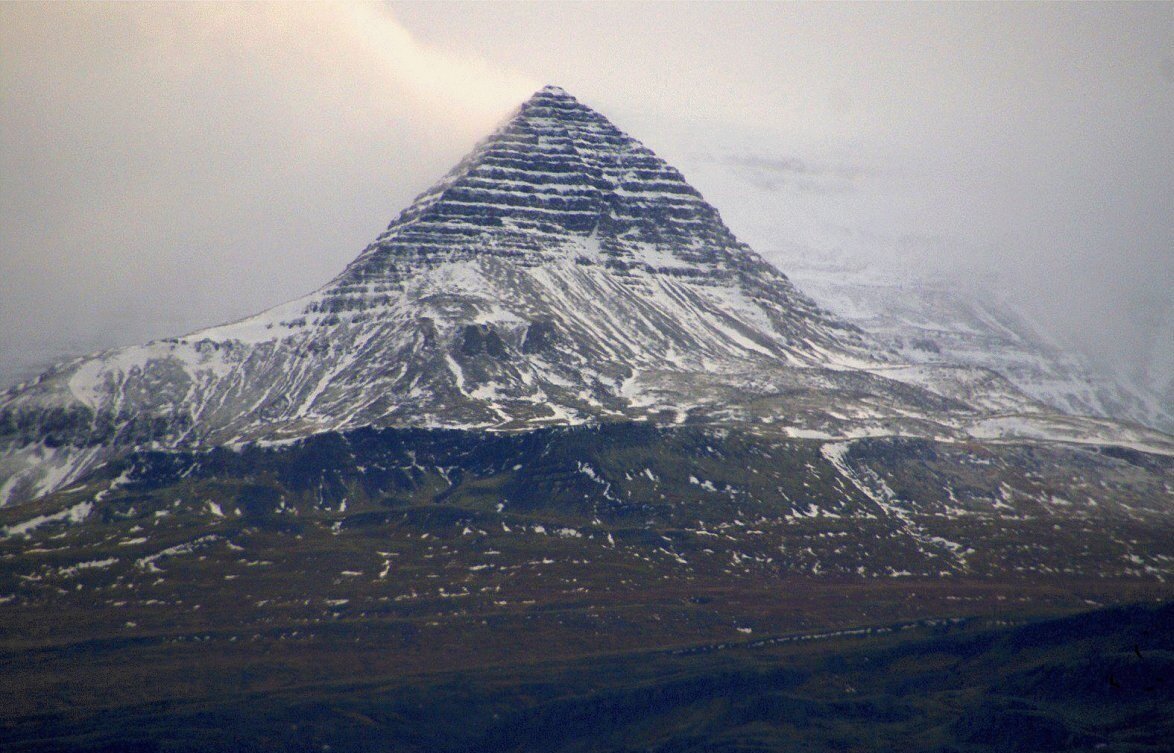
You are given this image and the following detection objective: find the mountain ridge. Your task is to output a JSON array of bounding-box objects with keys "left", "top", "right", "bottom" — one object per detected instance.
[{"left": 1, "top": 86, "right": 1170, "bottom": 508}]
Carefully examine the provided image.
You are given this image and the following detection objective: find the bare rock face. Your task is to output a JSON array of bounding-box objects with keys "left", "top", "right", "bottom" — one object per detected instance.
[{"left": 0, "top": 86, "right": 1169, "bottom": 506}]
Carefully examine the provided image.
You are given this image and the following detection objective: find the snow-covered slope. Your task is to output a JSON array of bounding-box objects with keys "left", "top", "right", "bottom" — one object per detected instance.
[
  {"left": 1127, "top": 300, "right": 1174, "bottom": 430},
  {"left": 1, "top": 86, "right": 1169, "bottom": 506},
  {"left": 774, "top": 254, "right": 1173, "bottom": 435}
]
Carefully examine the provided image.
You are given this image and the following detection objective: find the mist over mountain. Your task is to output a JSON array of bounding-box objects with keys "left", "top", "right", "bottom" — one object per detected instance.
[
  {"left": 3, "top": 3, "right": 1170, "bottom": 423},
  {"left": 2, "top": 80, "right": 1172, "bottom": 753},
  {"left": 4, "top": 86, "right": 1169, "bottom": 509}
]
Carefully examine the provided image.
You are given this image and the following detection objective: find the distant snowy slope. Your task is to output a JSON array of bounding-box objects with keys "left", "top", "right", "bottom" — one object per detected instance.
[{"left": 775, "top": 254, "right": 1173, "bottom": 434}]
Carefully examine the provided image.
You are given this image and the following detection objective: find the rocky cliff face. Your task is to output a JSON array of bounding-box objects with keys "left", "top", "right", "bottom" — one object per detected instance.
[{"left": 1, "top": 87, "right": 1169, "bottom": 507}]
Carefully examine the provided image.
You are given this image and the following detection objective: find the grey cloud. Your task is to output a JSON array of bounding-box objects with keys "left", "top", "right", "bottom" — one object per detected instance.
[
  {"left": 1161, "top": 56, "right": 1174, "bottom": 84},
  {"left": 716, "top": 154, "right": 861, "bottom": 195},
  {"left": 726, "top": 155, "right": 813, "bottom": 175}
]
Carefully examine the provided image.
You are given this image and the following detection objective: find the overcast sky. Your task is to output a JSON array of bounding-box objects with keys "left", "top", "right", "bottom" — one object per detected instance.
[{"left": 1, "top": 1, "right": 1170, "bottom": 390}]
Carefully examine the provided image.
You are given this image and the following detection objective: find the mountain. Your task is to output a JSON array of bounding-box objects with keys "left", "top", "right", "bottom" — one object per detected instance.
[
  {"left": 1, "top": 85, "right": 1172, "bottom": 751},
  {"left": 773, "top": 253, "right": 1174, "bottom": 434},
  {"left": 2, "top": 85, "right": 1169, "bottom": 508}
]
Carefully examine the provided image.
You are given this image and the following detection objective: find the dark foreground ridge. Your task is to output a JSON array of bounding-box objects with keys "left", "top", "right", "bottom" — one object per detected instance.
[{"left": 3, "top": 601, "right": 1171, "bottom": 752}]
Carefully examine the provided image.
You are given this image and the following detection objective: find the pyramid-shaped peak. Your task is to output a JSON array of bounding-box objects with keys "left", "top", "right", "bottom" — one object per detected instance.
[
  {"left": 512, "top": 85, "right": 611, "bottom": 126},
  {"left": 520, "top": 85, "right": 584, "bottom": 109},
  {"left": 534, "top": 84, "right": 574, "bottom": 98},
  {"left": 334, "top": 86, "right": 747, "bottom": 294}
]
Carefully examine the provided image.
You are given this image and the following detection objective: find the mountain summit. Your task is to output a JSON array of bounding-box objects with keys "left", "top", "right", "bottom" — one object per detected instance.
[
  {"left": 0, "top": 87, "right": 1167, "bottom": 505},
  {"left": 332, "top": 86, "right": 827, "bottom": 298},
  {"left": 309, "top": 83, "right": 865, "bottom": 359}
]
